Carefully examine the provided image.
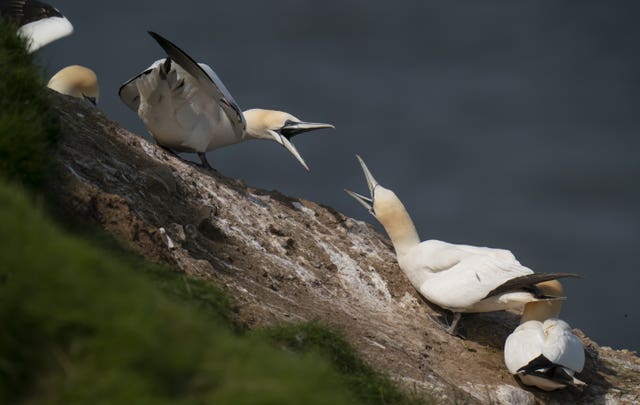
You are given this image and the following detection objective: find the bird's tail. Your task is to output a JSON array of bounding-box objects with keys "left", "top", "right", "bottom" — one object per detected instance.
[{"left": 135, "top": 68, "right": 160, "bottom": 104}]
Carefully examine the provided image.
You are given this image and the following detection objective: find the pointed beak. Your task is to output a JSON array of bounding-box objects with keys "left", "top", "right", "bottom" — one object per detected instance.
[
  {"left": 267, "top": 130, "right": 310, "bottom": 171},
  {"left": 280, "top": 121, "right": 335, "bottom": 139},
  {"left": 345, "top": 155, "right": 379, "bottom": 216},
  {"left": 344, "top": 189, "right": 374, "bottom": 216},
  {"left": 356, "top": 155, "right": 379, "bottom": 196}
]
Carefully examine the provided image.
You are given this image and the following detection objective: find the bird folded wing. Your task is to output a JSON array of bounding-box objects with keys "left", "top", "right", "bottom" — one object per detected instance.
[
  {"left": 485, "top": 273, "right": 579, "bottom": 300},
  {"left": 422, "top": 255, "right": 535, "bottom": 309}
]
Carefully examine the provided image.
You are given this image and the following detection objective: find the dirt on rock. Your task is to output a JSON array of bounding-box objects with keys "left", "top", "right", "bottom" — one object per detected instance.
[{"left": 46, "top": 92, "right": 640, "bottom": 405}]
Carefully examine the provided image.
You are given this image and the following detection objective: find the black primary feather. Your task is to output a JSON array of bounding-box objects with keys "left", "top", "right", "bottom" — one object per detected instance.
[
  {"left": 517, "top": 354, "right": 581, "bottom": 387},
  {"left": 484, "top": 272, "right": 579, "bottom": 299},
  {"left": 0, "top": 0, "right": 62, "bottom": 26}
]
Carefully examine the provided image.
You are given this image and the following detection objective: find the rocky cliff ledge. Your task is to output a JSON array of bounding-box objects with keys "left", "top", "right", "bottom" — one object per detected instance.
[{"left": 47, "top": 92, "right": 640, "bottom": 405}]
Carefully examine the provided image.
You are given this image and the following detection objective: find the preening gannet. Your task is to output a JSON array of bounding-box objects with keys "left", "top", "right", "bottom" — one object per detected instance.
[
  {"left": 119, "top": 31, "right": 334, "bottom": 170},
  {"left": 0, "top": 0, "right": 73, "bottom": 53},
  {"left": 345, "top": 155, "right": 578, "bottom": 335},
  {"left": 504, "top": 280, "right": 586, "bottom": 391},
  {"left": 47, "top": 65, "right": 99, "bottom": 105}
]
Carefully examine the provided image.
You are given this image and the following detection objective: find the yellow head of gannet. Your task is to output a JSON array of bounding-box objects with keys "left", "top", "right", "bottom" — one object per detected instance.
[
  {"left": 504, "top": 279, "right": 586, "bottom": 390},
  {"left": 243, "top": 109, "right": 334, "bottom": 171},
  {"left": 345, "top": 155, "right": 420, "bottom": 253},
  {"left": 47, "top": 65, "right": 99, "bottom": 105}
]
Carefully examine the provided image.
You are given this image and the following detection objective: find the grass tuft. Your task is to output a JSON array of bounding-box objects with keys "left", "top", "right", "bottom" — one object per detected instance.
[
  {"left": 0, "top": 20, "right": 60, "bottom": 189},
  {"left": 258, "top": 323, "right": 431, "bottom": 405},
  {"left": 0, "top": 180, "right": 360, "bottom": 404}
]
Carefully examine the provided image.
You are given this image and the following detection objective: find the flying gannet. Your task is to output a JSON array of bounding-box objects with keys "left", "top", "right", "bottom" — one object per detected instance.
[
  {"left": 47, "top": 65, "right": 99, "bottom": 105},
  {"left": 345, "top": 155, "right": 578, "bottom": 335},
  {"left": 0, "top": 0, "right": 73, "bottom": 53},
  {"left": 504, "top": 280, "right": 586, "bottom": 391},
  {"left": 119, "top": 31, "right": 334, "bottom": 170}
]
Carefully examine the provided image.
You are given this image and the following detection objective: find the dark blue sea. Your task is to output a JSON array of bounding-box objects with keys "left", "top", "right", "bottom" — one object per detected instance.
[{"left": 39, "top": 0, "right": 640, "bottom": 351}]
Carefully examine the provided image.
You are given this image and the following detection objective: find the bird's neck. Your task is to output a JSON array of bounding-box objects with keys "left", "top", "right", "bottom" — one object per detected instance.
[
  {"left": 520, "top": 300, "right": 562, "bottom": 323},
  {"left": 520, "top": 280, "right": 564, "bottom": 323},
  {"left": 379, "top": 206, "right": 420, "bottom": 257}
]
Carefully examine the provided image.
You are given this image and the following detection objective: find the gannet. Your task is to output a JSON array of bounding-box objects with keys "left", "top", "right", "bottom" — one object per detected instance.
[
  {"left": 0, "top": 0, "right": 73, "bottom": 53},
  {"left": 119, "top": 31, "right": 334, "bottom": 170},
  {"left": 47, "top": 65, "right": 99, "bottom": 105},
  {"left": 345, "top": 155, "right": 578, "bottom": 335},
  {"left": 504, "top": 280, "right": 586, "bottom": 391}
]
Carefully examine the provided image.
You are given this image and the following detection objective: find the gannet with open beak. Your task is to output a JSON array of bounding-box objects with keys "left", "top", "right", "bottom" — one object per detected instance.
[
  {"left": 0, "top": 0, "right": 73, "bottom": 53},
  {"left": 119, "top": 32, "right": 334, "bottom": 170},
  {"left": 345, "top": 155, "right": 578, "bottom": 335},
  {"left": 47, "top": 65, "right": 99, "bottom": 105},
  {"left": 504, "top": 280, "right": 586, "bottom": 391}
]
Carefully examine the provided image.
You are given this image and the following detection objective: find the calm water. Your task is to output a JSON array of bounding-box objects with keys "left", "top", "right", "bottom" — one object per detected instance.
[{"left": 39, "top": 1, "right": 640, "bottom": 351}]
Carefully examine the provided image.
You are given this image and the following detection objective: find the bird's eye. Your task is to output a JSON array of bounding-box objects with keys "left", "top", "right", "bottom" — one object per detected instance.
[{"left": 283, "top": 120, "right": 296, "bottom": 127}]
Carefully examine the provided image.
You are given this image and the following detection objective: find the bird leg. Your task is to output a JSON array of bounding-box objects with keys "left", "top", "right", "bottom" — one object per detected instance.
[
  {"left": 428, "top": 312, "right": 465, "bottom": 338},
  {"left": 446, "top": 312, "right": 463, "bottom": 337},
  {"left": 197, "top": 152, "right": 213, "bottom": 170}
]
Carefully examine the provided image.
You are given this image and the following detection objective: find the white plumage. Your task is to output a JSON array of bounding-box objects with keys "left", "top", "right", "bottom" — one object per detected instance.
[
  {"left": 503, "top": 280, "right": 586, "bottom": 390},
  {"left": 0, "top": 0, "right": 73, "bottom": 53},
  {"left": 345, "top": 155, "right": 576, "bottom": 334},
  {"left": 119, "top": 32, "right": 333, "bottom": 169},
  {"left": 505, "top": 319, "right": 585, "bottom": 390}
]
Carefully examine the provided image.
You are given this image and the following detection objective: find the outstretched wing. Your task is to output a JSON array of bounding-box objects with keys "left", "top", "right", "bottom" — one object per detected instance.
[{"left": 147, "top": 31, "right": 246, "bottom": 136}]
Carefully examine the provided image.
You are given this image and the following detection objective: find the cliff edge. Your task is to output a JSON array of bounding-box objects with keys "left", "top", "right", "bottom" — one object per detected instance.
[{"left": 47, "top": 92, "right": 640, "bottom": 405}]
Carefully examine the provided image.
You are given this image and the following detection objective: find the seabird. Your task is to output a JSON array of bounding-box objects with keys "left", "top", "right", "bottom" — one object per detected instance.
[
  {"left": 119, "top": 31, "right": 334, "bottom": 170},
  {"left": 345, "top": 155, "right": 578, "bottom": 335},
  {"left": 0, "top": 0, "right": 73, "bottom": 53},
  {"left": 47, "top": 65, "right": 99, "bottom": 105},
  {"left": 504, "top": 280, "right": 586, "bottom": 391}
]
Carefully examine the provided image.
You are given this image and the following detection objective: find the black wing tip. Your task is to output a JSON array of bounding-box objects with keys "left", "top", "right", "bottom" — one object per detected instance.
[
  {"left": 148, "top": 31, "right": 168, "bottom": 45},
  {"left": 485, "top": 272, "right": 582, "bottom": 300},
  {"left": 517, "top": 354, "right": 553, "bottom": 374}
]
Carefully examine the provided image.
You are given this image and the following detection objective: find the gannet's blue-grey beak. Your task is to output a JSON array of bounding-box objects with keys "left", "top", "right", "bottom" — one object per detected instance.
[
  {"left": 345, "top": 155, "right": 379, "bottom": 216},
  {"left": 280, "top": 121, "right": 335, "bottom": 139},
  {"left": 267, "top": 130, "right": 310, "bottom": 171}
]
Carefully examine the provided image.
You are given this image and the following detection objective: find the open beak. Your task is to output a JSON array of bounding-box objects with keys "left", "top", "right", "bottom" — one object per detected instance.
[
  {"left": 344, "top": 155, "right": 379, "bottom": 216},
  {"left": 267, "top": 130, "right": 310, "bottom": 171},
  {"left": 344, "top": 189, "right": 374, "bottom": 215},
  {"left": 280, "top": 121, "right": 335, "bottom": 139}
]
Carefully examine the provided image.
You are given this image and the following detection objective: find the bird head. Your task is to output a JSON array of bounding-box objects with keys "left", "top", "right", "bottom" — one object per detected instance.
[
  {"left": 243, "top": 109, "right": 334, "bottom": 171},
  {"left": 47, "top": 65, "right": 100, "bottom": 105},
  {"left": 345, "top": 155, "right": 420, "bottom": 254},
  {"left": 345, "top": 155, "right": 406, "bottom": 223}
]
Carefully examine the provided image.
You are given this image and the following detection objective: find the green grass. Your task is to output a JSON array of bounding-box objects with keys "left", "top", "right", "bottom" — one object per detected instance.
[
  {"left": 0, "top": 180, "right": 360, "bottom": 404},
  {"left": 0, "top": 19, "right": 60, "bottom": 188},
  {"left": 258, "top": 323, "right": 430, "bottom": 405},
  {"left": 0, "top": 19, "right": 431, "bottom": 404}
]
